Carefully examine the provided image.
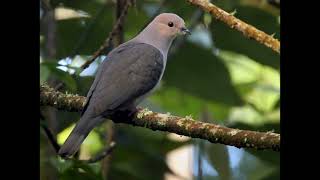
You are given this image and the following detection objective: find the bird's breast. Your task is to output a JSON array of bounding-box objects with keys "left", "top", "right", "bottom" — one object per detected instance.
[{"left": 133, "top": 57, "right": 166, "bottom": 106}]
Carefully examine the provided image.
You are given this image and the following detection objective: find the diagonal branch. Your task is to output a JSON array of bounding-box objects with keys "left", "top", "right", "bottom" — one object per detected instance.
[
  {"left": 187, "top": 0, "right": 280, "bottom": 53},
  {"left": 80, "top": 0, "right": 134, "bottom": 69},
  {"left": 40, "top": 117, "right": 61, "bottom": 153},
  {"left": 40, "top": 85, "right": 280, "bottom": 152}
]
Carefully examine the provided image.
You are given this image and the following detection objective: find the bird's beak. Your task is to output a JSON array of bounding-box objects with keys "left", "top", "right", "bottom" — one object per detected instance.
[{"left": 180, "top": 27, "right": 191, "bottom": 35}]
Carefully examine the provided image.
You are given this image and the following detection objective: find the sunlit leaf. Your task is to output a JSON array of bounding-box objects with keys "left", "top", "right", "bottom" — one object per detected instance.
[
  {"left": 228, "top": 105, "right": 265, "bottom": 126},
  {"left": 55, "top": 7, "right": 91, "bottom": 20},
  {"left": 218, "top": 50, "right": 280, "bottom": 112},
  {"left": 150, "top": 86, "right": 230, "bottom": 122},
  {"left": 211, "top": 6, "right": 280, "bottom": 68},
  {"left": 57, "top": 123, "right": 103, "bottom": 155}
]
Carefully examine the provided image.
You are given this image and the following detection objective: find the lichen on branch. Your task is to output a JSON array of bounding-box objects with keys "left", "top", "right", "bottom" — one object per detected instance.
[
  {"left": 187, "top": 0, "right": 280, "bottom": 53},
  {"left": 40, "top": 84, "right": 280, "bottom": 152}
]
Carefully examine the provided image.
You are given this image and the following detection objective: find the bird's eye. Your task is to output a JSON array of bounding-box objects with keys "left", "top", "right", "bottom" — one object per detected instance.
[{"left": 168, "top": 22, "right": 174, "bottom": 27}]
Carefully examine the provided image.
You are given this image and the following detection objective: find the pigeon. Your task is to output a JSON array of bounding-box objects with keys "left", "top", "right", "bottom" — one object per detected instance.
[{"left": 58, "top": 13, "right": 190, "bottom": 157}]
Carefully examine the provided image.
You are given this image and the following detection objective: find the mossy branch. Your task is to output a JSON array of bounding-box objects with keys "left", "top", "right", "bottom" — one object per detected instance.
[
  {"left": 40, "top": 85, "right": 280, "bottom": 152},
  {"left": 187, "top": 0, "right": 280, "bottom": 53}
]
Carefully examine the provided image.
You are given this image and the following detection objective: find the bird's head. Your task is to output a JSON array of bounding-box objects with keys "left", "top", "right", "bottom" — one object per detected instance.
[
  {"left": 151, "top": 13, "right": 191, "bottom": 38},
  {"left": 134, "top": 13, "right": 190, "bottom": 56}
]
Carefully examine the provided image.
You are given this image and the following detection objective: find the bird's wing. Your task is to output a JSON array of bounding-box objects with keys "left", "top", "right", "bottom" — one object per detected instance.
[{"left": 81, "top": 42, "right": 164, "bottom": 118}]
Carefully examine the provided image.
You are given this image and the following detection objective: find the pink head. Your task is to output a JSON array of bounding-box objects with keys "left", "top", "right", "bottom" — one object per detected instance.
[
  {"left": 134, "top": 13, "right": 190, "bottom": 56},
  {"left": 150, "top": 13, "right": 190, "bottom": 38}
]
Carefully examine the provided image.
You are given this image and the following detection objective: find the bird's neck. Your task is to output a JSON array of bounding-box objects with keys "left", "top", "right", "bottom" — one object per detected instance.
[{"left": 133, "top": 27, "right": 174, "bottom": 59}]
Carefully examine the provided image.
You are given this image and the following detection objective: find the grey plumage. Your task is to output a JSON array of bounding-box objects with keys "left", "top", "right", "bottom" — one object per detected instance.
[
  {"left": 58, "top": 13, "right": 189, "bottom": 157},
  {"left": 58, "top": 42, "right": 164, "bottom": 157}
]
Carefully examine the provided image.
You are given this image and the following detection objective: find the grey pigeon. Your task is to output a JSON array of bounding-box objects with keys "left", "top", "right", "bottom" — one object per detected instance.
[{"left": 58, "top": 13, "right": 190, "bottom": 157}]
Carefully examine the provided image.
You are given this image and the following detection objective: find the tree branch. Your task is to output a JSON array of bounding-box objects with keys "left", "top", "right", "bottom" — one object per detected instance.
[
  {"left": 80, "top": 0, "right": 133, "bottom": 69},
  {"left": 40, "top": 117, "right": 61, "bottom": 153},
  {"left": 40, "top": 85, "right": 280, "bottom": 152},
  {"left": 187, "top": 0, "right": 280, "bottom": 53}
]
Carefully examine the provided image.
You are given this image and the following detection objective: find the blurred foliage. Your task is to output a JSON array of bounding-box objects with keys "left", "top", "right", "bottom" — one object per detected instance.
[{"left": 40, "top": 0, "right": 280, "bottom": 179}]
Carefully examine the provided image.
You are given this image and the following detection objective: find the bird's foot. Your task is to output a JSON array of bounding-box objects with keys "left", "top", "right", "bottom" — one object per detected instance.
[{"left": 111, "top": 107, "right": 138, "bottom": 123}]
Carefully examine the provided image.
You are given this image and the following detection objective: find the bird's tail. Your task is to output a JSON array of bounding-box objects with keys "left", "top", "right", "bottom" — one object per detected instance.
[{"left": 58, "top": 116, "right": 102, "bottom": 158}]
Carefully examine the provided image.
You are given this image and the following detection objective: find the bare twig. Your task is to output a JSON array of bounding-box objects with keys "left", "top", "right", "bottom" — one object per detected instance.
[
  {"left": 80, "top": 0, "right": 133, "bottom": 69},
  {"left": 82, "top": 142, "right": 116, "bottom": 164},
  {"left": 40, "top": 85, "right": 280, "bottom": 151},
  {"left": 101, "top": 122, "right": 116, "bottom": 177},
  {"left": 197, "top": 140, "right": 203, "bottom": 180},
  {"left": 187, "top": 0, "right": 280, "bottom": 53},
  {"left": 40, "top": 117, "right": 61, "bottom": 153},
  {"left": 61, "top": 141, "right": 116, "bottom": 163},
  {"left": 54, "top": 82, "right": 64, "bottom": 91}
]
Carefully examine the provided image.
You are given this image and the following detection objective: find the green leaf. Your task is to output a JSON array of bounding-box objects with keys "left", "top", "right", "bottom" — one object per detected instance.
[
  {"left": 51, "top": 0, "right": 114, "bottom": 58},
  {"left": 57, "top": 123, "right": 103, "bottom": 155},
  {"left": 261, "top": 169, "right": 280, "bottom": 180},
  {"left": 210, "top": 6, "right": 280, "bottom": 69},
  {"left": 108, "top": 125, "right": 187, "bottom": 180},
  {"left": 40, "top": 64, "right": 50, "bottom": 83},
  {"left": 41, "top": 61, "right": 77, "bottom": 92},
  {"left": 59, "top": 166, "right": 102, "bottom": 180},
  {"left": 228, "top": 105, "right": 277, "bottom": 126},
  {"left": 164, "top": 42, "right": 243, "bottom": 106},
  {"left": 150, "top": 86, "right": 230, "bottom": 122},
  {"left": 218, "top": 50, "right": 280, "bottom": 113}
]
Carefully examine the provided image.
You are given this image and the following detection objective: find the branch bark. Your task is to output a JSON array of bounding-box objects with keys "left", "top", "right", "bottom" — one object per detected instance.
[
  {"left": 40, "top": 85, "right": 280, "bottom": 152},
  {"left": 187, "top": 0, "right": 280, "bottom": 53}
]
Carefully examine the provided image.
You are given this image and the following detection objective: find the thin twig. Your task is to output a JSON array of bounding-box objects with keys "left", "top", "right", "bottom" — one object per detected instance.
[
  {"left": 40, "top": 84, "right": 280, "bottom": 151},
  {"left": 82, "top": 142, "right": 116, "bottom": 163},
  {"left": 61, "top": 141, "right": 116, "bottom": 163},
  {"left": 187, "top": 0, "right": 280, "bottom": 53},
  {"left": 54, "top": 82, "right": 64, "bottom": 91},
  {"left": 40, "top": 117, "right": 61, "bottom": 153},
  {"left": 80, "top": 0, "right": 133, "bottom": 69}
]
